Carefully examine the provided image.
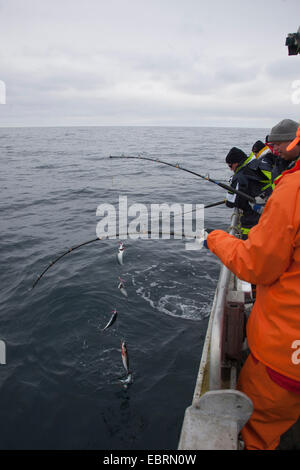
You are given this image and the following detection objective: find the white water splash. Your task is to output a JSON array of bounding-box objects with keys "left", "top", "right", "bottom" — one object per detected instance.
[{"left": 136, "top": 288, "right": 210, "bottom": 321}]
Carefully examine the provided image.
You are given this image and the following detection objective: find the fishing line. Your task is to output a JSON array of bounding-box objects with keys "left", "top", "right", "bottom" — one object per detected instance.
[{"left": 109, "top": 155, "right": 256, "bottom": 203}]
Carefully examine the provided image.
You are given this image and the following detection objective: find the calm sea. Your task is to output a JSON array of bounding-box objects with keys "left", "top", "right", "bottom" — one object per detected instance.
[{"left": 0, "top": 126, "right": 267, "bottom": 449}]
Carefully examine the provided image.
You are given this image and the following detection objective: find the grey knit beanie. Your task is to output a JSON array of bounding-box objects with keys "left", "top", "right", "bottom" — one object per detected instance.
[{"left": 267, "top": 119, "right": 298, "bottom": 142}]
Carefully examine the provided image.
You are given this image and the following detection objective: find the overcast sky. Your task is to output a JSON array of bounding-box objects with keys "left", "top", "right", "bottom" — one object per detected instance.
[{"left": 0, "top": 0, "right": 299, "bottom": 128}]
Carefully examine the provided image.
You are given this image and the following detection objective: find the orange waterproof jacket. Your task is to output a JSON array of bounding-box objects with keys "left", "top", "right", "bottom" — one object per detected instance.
[{"left": 207, "top": 159, "right": 300, "bottom": 381}]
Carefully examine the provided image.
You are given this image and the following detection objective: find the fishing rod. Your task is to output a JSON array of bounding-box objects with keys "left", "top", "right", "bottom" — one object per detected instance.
[
  {"left": 32, "top": 237, "right": 100, "bottom": 289},
  {"left": 203, "top": 199, "right": 225, "bottom": 209},
  {"left": 109, "top": 155, "right": 256, "bottom": 204},
  {"left": 31, "top": 223, "right": 213, "bottom": 290},
  {"left": 32, "top": 198, "right": 225, "bottom": 289},
  {"left": 168, "top": 199, "right": 225, "bottom": 221}
]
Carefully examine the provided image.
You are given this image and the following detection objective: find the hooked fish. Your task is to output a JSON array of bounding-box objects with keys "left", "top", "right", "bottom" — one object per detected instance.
[
  {"left": 101, "top": 309, "right": 118, "bottom": 331},
  {"left": 118, "top": 277, "right": 128, "bottom": 298},
  {"left": 117, "top": 242, "right": 125, "bottom": 265},
  {"left": 121, "top": 341, "right": 130, "bottom": 374}
]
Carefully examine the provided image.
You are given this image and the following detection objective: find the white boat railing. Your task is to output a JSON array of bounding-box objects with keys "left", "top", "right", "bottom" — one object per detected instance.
[{"left": 209, "top": 210, "right": 240, "bottom": 390}]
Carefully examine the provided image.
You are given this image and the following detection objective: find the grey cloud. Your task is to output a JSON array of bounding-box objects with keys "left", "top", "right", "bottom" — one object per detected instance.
[
  {"left": 265, "top": 58, "right": 300, "bottom": 81},
  {"left": 1, "top": 0, "right": 300, "bottom": 127}
]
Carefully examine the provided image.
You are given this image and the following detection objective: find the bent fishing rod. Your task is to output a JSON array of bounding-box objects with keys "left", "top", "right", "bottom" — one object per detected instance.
[
  {"left": 109, "top": 155, "right": 256, "bottom": 204},
  {"left": 31, "top": 202, "right": 219, "bottom": 291},
  {"left": 31, "top": 231, "right": 190, "bottom": 290}
]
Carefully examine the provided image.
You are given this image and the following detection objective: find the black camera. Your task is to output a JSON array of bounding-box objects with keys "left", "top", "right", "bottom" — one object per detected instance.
[{"left": 285, "top": 26, "right": 300, "bottom": 55}]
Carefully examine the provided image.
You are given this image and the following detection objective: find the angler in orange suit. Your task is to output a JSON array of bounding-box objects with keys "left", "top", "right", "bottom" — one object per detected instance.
[{"left": 206, "top": 119, "right": 300, "bottom": 450}]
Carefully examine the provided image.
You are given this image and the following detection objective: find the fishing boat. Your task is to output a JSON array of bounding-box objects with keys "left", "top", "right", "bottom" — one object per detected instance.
[{"left": 178, "top": 208, "right": 300, "bottom": 450}]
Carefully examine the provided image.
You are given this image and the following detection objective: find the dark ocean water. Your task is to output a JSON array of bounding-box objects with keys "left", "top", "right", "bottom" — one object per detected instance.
[{"left": 0, "top": 126, "right": 267, "bottom": 450}]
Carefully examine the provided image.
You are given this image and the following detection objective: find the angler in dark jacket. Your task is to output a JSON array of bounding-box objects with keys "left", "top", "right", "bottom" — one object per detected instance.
[{"left": 225, "top": 147, "right": 272, "bottom": 238}]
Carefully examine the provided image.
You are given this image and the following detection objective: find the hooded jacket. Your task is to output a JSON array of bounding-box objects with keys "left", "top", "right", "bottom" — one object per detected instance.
[{"left": 207, "top": 158, "right": 300, "bottom": 381}]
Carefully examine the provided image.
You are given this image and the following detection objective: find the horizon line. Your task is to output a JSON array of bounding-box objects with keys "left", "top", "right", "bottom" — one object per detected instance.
[{"left": 0, "top": 124, "right": 269, "bottom": 130}]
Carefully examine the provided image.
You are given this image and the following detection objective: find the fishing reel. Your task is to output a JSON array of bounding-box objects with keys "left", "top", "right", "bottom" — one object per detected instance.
[{"left": 286, "top": 26, "right": 300, "bottom": 55}]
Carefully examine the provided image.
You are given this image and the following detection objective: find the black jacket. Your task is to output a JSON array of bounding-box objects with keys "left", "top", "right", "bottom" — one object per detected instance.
[
  {"left": 226, "top": 157, "right": 272, "bottom": 229},
  {"left": 258, "top": 151, "right": 276, "bottom": 169}
]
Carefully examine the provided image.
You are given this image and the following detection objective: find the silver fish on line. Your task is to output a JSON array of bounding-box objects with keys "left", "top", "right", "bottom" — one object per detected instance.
[
  {"left": 120, "top": 372, "right": 133, "bottom": 388},
  {"left": 117, "top": 242, "right": 125, "bottom": 265},
  {"left": 118, "top": 277, "right": 128, "bottom": 298},
  {"left": 121, "top": 341, "right": 130, "bottom": 374},
  {"left": 101, "top": 309, "right": 118, "bottom": 331}
]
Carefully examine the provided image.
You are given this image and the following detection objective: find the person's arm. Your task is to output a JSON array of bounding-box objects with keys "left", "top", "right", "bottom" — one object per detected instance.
[{"left": 207, "top": 179, "right": 298, "bottom": 285}]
